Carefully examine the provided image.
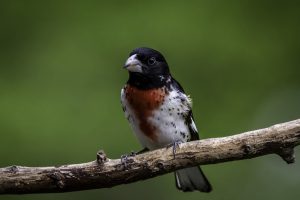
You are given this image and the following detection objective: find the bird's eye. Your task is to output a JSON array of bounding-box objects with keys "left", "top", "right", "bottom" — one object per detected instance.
[{"left": 148, "top": 57, "right": 156, "bottom": 65}]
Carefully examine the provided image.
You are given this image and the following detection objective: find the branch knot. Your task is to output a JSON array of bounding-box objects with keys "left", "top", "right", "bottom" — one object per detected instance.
[
  {"left": 49, "top": 172, "right": 65, "bottom": 189},
  {"left": 277, "top": 147, "right": 295, "bottom": 164},
  {"left": 96, "top": 150, "right": 108, "bottom": 164}
]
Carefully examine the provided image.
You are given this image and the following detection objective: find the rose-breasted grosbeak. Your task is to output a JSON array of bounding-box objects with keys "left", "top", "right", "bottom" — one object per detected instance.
[{"left": 121, "top": 47, "right": 212, "bottom": 192}]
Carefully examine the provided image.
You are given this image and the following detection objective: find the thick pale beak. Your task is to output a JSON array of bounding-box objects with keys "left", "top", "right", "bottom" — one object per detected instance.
[{"left": 123, "top": 54, "right": 143, "bottom": 73}]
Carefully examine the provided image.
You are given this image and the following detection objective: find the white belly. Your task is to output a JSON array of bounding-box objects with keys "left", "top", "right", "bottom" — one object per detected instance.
[{"left": 121, "top": 86, "right": 195, "bottom": 150}]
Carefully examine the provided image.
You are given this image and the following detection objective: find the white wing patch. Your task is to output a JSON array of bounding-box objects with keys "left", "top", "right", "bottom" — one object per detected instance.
[{"left": 189, "top": 117, "right": 198, "bottom": 134}]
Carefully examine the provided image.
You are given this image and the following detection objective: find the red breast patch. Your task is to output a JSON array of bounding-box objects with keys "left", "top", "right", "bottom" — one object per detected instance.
[{"left": 124, "top": 85, "right": 168, "bottom": 141}]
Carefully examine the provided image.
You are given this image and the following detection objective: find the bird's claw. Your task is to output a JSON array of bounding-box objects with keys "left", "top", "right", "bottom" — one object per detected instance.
[
  {"left": 120, "top": 151, "right": 136, "bottom": 169},
  {"left": 167, "top": 140, "right": 183, "bottom": 159}
]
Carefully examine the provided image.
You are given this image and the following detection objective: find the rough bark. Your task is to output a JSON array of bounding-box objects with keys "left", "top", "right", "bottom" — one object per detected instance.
[{"left": 0, "top": 119, "right": 299, "bottom": 194}]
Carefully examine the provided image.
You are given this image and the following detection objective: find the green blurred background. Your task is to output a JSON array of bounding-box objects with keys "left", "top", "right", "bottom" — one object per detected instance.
[{"left": 1, "top": 1, "right": 299, "bottom": 200}]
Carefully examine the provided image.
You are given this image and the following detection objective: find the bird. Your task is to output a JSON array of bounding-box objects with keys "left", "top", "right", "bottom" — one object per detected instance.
[{"left": 121, "top": 47, "right": 212, "bottom": 192}]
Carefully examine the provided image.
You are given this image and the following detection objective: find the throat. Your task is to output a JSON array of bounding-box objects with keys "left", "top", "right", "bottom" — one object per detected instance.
[{"left": 128, "top": 73, "right": 170, "bottom": 89}]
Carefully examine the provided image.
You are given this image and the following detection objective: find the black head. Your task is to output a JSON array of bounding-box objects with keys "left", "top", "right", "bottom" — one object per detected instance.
[
  {"left": 124, "top": 47, "right": 171, "bottom": 89},
  {"left": 124, "top": 47, "right": 170, "bottom": 76}
]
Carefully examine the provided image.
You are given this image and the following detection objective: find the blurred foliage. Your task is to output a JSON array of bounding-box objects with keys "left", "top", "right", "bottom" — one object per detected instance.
[{"left": 0, "top": 1, "right": 299, "bottom": 200}]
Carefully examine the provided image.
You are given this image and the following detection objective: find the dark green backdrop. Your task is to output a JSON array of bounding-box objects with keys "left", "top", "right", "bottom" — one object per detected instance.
[{"left": 1, "top": 1, "right": 299, "bottom": 200}]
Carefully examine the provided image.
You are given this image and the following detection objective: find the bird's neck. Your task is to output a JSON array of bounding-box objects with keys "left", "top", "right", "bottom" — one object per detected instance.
[{"left": 127, "top": 72, "right": 171, "bottom": 89}]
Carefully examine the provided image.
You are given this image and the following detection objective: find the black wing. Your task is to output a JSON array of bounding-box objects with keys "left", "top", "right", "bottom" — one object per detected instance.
[
  {"left": 186, "top": 111, "right": 200, "bottom": 141},
  {"left": 170, "top": 77, "right": 185, "bottom": 93},
  {"left": 171, "top": 77, "right": 200, "bottom": 141}
]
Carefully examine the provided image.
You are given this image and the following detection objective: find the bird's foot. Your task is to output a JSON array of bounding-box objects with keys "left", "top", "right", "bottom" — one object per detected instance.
[
  {"left": 120, "top": 151, "right": 136, "bottom": 169},
  {"left": 167, "top": 140, "right": 183, "bottom": 159},
  {"left": 120, "top": 148, "right": 149, "bottom": 169}
]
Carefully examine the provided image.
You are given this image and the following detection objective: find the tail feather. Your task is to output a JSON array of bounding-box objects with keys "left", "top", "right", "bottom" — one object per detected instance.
[{"left": 175, "top": 166, "right": 212, "bottom": 192}]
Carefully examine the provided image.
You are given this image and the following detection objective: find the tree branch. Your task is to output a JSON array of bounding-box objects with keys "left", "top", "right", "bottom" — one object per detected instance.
[{"left": 1, "top": 119, "right": 300, "bottom": 194}]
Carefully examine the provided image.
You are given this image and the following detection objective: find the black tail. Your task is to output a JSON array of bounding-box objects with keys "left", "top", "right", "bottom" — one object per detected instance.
[{"left": 175, "top": 166, "right": 212, "bottom": 192}]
